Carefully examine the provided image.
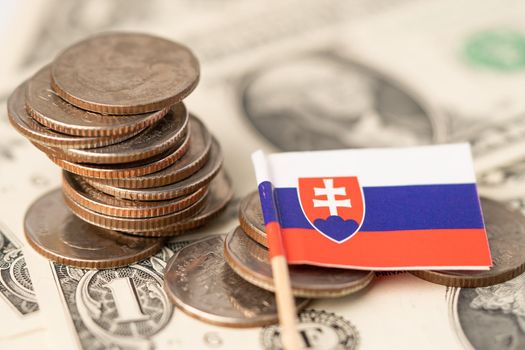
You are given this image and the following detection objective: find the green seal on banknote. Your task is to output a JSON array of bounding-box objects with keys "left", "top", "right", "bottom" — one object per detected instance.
[{"left": 463, "top": 29, "right": 525, "bottom": 71}]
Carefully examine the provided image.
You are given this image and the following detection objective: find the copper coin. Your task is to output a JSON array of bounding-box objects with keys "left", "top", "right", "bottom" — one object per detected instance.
[
  {"left": 87, "top": 115, "right": 211, "bottom": 188},
  {"left": 411, "top": 198, "right": 525, "bottom": 287},
  {"left": 40, "top": 103, "right": 189, "bottom": 164},
  {"left": 25, "top": 66, "right": 169, "bottom": 137},
  {"left": 64, "top": 188, "right": 206, "bottom": 233},
  {"left": 163, "top": 235, "right": 309, "bottom": 328},
  {"left": 62, "top": 171, "right": 208, "bottom": 218},
  {"left": 48, "top": 129, "right": 191, "bottom": 179},
  {"left": 224, "top": 227, "right": 375, "bottom": 298},
  {"left": 51, "top": 32, "right": 200, "bottom": 114},
  {"left": 24, "top": 189, "right": 163, "bottom": 268},
  {"left": 8, "top": 84, "right": 131, "bottom": 149},
  {"left": 85, "top": 139, "right": 222, "bottom": 200},
  {"left": 239, "top": 191, "right": 269, "bottom": 247},
  {"left": 153, "top": 170, "right": 233, "bottom": 237}
]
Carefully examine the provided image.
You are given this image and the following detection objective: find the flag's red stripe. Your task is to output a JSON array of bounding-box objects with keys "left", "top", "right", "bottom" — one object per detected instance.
[
  {"left": 281, "top": 228, "right": 491, "bottom": 267},
  {"left": 265, "top": 221, "right": 286, "bottom": 259}
]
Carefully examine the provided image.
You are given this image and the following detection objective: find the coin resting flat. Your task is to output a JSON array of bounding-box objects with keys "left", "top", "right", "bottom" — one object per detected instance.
[
  {"left": 411, "top": 198, "right": 525, "bottom": 287},
  {"left": 224, "top": 226, "right": 375, "bottom": 298},
  {"left": 163, "top": 235, "right": 309, "bottom": 328},
  {"left": 51, "top": 32, "right": 200, "bottom": 114},
  {"left": 26, "top": 66, "right": 168, "bottom": 137},
  {"left": 24, "top": 189, "right": 163, "bottom": 268}
]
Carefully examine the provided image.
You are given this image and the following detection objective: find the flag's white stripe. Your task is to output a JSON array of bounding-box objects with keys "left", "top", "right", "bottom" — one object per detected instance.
[
  {"left": 258, "top": 143, "right": 476, "bottom": 187},
  {"left": 252, "top": 150, "right": 272, "bottom": 183}
]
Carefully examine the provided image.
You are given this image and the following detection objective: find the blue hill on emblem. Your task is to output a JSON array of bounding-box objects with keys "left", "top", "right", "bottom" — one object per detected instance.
[{"left": 313, "top": 216, "right": 359, "bottom": 242}]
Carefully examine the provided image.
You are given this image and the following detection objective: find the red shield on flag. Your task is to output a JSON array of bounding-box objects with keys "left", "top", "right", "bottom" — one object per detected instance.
[{"left": 298, "top": 176, "right": 365, "bottom": 243}]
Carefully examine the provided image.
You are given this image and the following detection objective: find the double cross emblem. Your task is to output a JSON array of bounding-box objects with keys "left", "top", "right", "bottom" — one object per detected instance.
[{"left": 312, "top": 179, "right": 352, "bottom": 216}]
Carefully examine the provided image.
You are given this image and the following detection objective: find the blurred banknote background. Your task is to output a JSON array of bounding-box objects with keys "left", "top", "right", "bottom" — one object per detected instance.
[{"left": 1, "top": 0, "right": 525, "bottom": 349}]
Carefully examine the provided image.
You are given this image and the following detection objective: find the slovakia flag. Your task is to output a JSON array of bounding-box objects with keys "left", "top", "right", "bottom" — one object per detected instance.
[{"left": 252, "top": 144, "right": 492, "bottom": 270}]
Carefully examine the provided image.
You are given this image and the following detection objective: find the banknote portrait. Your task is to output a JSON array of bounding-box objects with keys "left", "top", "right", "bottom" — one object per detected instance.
[
  {"left": 241, "top": 52, "right": 439, "bottom": 151},
  {"left": 452, "top": 272, "right": 525, "bottom": 350}
]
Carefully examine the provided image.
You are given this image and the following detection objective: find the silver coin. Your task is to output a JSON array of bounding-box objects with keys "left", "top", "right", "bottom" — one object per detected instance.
[
  {"left": 86, "top": 115, "right": 212, "bottom": 188},
  {"left": 163, "top": 235, "right": 309, "bottom": 328},
  {"left": 154, "top": 169, "right": 234, "bottom": 236},
  {"left": 51, "top": 32, "right": 200, "bottom": 114},
  {"left": 224, "top": 227, "right": 375, "bottom": 298},
  {"left": 25, "top": 66, "right": 168, "bottom": 137},
  {"left": 24, "top": 189, "right": 163, "bottom": 268},
  {"left": 63, "top": 177, "right": 206, "bottom": 233},
  {"left": 40, "top": 103, "right": 189, "bottom": 164},
  {"left": 85, "top": 139, "right": 223, "bottom": 200},
  {"left": 8, "top": 84, "right": 132, "bottom": 149}
]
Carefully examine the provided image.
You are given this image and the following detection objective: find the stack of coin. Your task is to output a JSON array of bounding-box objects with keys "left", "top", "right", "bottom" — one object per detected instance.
[
  {"left": 7, "top": 32, "right": 232, "bottom": 268},
  {"left": 161, "top": 192, "right": 525, "bottom": 328},
  {"left": 228, "top": 192, "right": 375, "bottom": 298},
  {"left": 161, "top": 191, "right": 374, "bottom": 328},
  {"left": 163, "top": 235, "right": 310, "bottom": 328}
]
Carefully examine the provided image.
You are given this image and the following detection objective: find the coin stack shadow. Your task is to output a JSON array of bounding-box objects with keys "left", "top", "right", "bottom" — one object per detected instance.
[{"left": 7, "top": 33, "right": 233, "bottom": 267}]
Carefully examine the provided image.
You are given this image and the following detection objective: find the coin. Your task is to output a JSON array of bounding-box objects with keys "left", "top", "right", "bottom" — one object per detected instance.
[
  {"left": 8, "top": 84, "right": 131, "bottom": 149},
  {"left": 40, "top": 103, "right": 189, "bottom": 164},
  {"left": 51, "top": 32, "right": 200, "bottom": 114},
  {"left": 87, "top": 115, "right": 211, "bottom": 187},
  {"left": 239, "top": 191, "right": 268, "bottom": 247},
  {"left": 155, "top": 170, "right": 233, "bottom": 236},
  {"left": 62, "top": 171, "right": 208, "bottom": 218},
  {"left": 25, "top": 66, "right": 169, "bottom": 137},
  {"left": 63, "top": 187, "right": 206, "bottom": 233},
  {"left": 47, "top": 129, "right": 191, "bottom": 179},
  {"left": 85, "top": 139, "right": 222, "bottom": 200},
  {"left": 24, "top": 189, "right": 163, "bottom": 268},
  {"left": 224, "top": 227, "right": 375, "bottom": 298},
  {"left": 163, "top": 235, "right": 309, "bottom": 328},
  {"left": 411, "top": 198, "right": 525, "bottom": 287}
]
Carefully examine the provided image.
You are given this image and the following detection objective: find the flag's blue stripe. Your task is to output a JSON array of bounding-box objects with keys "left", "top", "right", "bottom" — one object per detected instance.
[
  {"left": 258, "top": 181, "right": 279, "bottom": 224},
  {"left": 271, "top": 184, "right": 484, "bottom": 231}
]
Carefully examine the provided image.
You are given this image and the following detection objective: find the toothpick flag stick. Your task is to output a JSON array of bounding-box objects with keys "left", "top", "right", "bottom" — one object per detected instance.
[{"left": 252, "top": 151, "right": 301, "bottom": 350}]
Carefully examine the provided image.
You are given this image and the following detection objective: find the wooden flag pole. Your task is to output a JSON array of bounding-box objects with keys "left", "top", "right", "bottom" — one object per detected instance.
[
  {"left": 271, "top": 255, "right": 302, "bottom": 350},
  {"left": 252, "top": 151, "right": 302, "bottom": 350},
  {"left": 264, "top": 221, "right": 302, "bottom": 350}
]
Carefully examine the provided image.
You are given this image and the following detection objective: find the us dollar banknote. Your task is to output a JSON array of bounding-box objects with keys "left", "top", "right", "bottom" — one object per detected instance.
[
  {"left": 0, "top": 96, "right": 53, "bottom": 339},
  {"left": 0, "top": 224, "right": 38, "bottom": 316},
  {"left": 3, "top": 0, "right": 525, "bottom": 349},
  {"left": 50, "top": 241, "right": 186, "bottom": 349},
  {"left": 449, "top": 269, "right": 525, "bottom": 350},
  {"left": 0, "top": 223, "right": 40, "bottom": 338},
  {"left": 25, "top": 232, "right": 470, "bottom": 350},
  {"left": 478, "top": 160, "right": 525, "bottom": 200}
]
